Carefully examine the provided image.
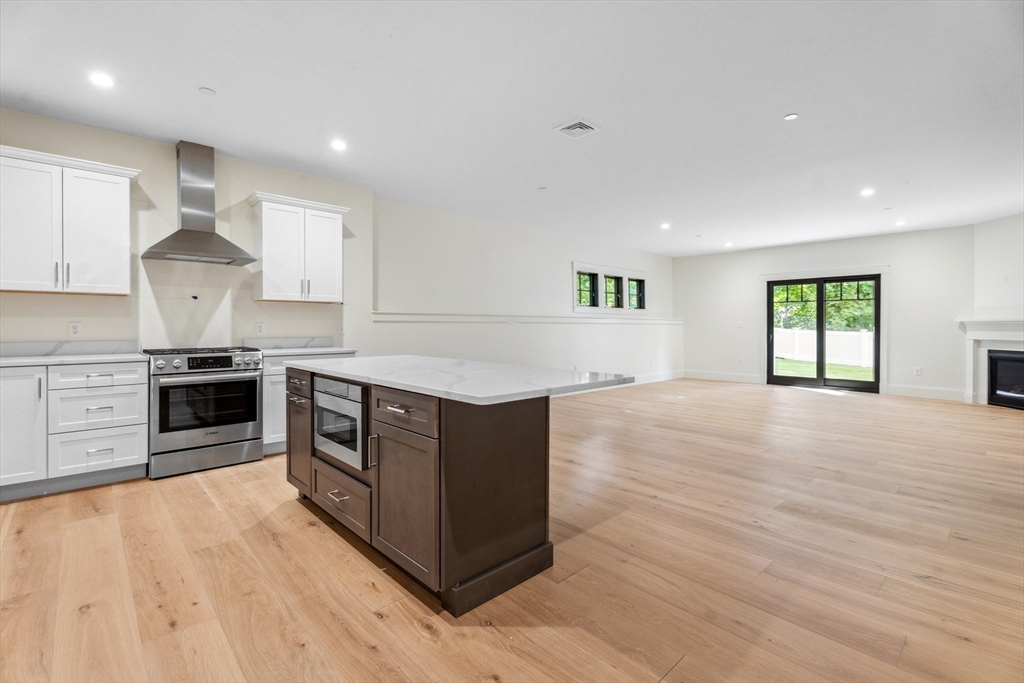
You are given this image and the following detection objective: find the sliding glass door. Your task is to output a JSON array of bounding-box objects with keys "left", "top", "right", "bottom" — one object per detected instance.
[{"left": 767, "top": 275, "right": 880, "bottom": 392}]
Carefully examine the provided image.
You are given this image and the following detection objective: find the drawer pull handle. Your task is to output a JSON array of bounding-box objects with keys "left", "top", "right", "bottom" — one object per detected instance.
[
  {"left": 86, "top": 447, "right": 114, "bottom": 455},
  {"left": 86, "top": 406, "right": 114, "bottom": 411},
  {"left": 385, "top": 404, "right": 412, "bottom": 415},
  {"left": 326, "top": 490, "right": 349, "bottom": 503},
  {"left": 289, "top": 378, "right": 306, "bottom": 385},
  {"left": 368, "top": 434, "right": 379, "bottom": 468},
  {"left": 86, "top": 373, "right": 115, "bottom": 379}
]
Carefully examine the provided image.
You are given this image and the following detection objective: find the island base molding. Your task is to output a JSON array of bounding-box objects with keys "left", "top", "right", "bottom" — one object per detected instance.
[{"left": 440, "top": 541, "right": 554, "bottom": 617}]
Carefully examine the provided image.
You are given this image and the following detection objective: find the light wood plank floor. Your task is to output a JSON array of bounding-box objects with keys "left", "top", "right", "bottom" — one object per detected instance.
[{"left": 2, "top": 379, "right": 1022, "bottom": 682}]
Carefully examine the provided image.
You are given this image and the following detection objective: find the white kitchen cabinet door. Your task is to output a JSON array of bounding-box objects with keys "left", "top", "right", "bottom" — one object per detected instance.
[
  {"left": 256, "top": 202, "right": 304, "bottom": 301},
  {"left": 61, "top": 168, "right": 131, "bottom": 295},
  {"left": 263, "top": 373, "right": 287, "bottom": 454},
  {"left": 0, "top": 157, "right": 63, "bottom": 293},
  {"left": 0, "top": 366, "right": 48, "bottom": 486},
  {"left": 47, "top": 384, "right": 148, "bottom": 434},
  {"left": 303, "top": 209, "right": 343, "bottom": 303}
]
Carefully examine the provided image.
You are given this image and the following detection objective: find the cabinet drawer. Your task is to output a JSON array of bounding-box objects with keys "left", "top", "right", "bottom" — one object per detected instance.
[
  {"left": 48, "top": 384, "right": 148, "bottom": 434},
  {"left": 48, "top": 423, "right": 147, "bottom": 478},
  {"left": 286, "top": 368, "right": 312, "bottom": 399},
  {"left": 312, "top": 457, "right": 371, "bottom": 543},
  {"left": 48, "top": 362, "right": 148, "bottom": 389},
  {"left": 371, "top": 386, "right": 438, "bottom": 439}
]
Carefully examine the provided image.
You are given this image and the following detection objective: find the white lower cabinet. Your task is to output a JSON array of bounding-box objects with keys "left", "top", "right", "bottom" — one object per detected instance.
[
  {"left": 48, "top": 384, "right": 147, "bottom": 433},
  {"left": 263, "top": 373, "right": 287, "bottom": 453},
  {"left": 0, "top": 366, "right": 48, "bottom": 486},
  {"left": 48, "top": 424, "right": 147, "bottom": 478}
]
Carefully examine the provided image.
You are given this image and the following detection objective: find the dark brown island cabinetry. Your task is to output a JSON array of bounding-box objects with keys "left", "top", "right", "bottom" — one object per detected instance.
[
  {"left": 285, "top": 368, "right": 312, "bottom": 496},
  {"left": 287, "top": 379, "right": 553, "bottom": 616}
]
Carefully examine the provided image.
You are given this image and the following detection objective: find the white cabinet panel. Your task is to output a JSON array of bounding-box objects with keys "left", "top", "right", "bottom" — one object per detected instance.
[
  {"left": 0, "top": 366, "right": 47, "bottom": 486},
  {"left": 263, "top": 373, "right": 287, "bottom": 453},
  {"left": 47, "top": 361, "right": 148, "bottom": 390},
  {"left": 304, "top": 209, "right": 343, "bottom": 303},
  {"left": 48, "top": 424, "right": 147, "bottom": 478},
  {"left": 256, "top": 202, "right": 304, "bottom": 301},
  {"left": 62, "top": 168, "right": 131, "bottom": 295},
  {"left": 48, "top": 384, "right": 148, "bottom": 434},
  {"left": 0, "top": 157, "right": 62, "bottom": 292}
]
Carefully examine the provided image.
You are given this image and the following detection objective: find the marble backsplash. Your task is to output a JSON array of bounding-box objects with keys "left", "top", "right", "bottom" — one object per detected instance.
[
  {"left": 243, "top": 337, "right": 334, "bottom": 350},
  {"left": 0, "top": 340, "right": 141, "bottom": 357}
]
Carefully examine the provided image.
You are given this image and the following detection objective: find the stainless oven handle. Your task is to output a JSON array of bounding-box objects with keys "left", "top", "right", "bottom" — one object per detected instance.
[
  {"left": 368, "top": 434, "right": 379, "bottom": 468},
  {"left": 156, "top": 370, "right": 262, "bottom": 386}
]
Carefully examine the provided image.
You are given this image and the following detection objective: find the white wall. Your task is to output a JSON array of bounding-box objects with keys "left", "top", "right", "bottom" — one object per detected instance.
[
  {"left": 673, "top": 226, "right": 976, "bottom": 400},
  {"left": 0, "top": 108, "right": 683, "bottom": 380},
  {"left": 338, "top": 198, "right": 684, "bottom": 381},
  {"left": 973, "top": 213, "right": 1024, "bottom": 319},
  {"left": 0, "top": 108, "right": 373, "bottom": 348}
]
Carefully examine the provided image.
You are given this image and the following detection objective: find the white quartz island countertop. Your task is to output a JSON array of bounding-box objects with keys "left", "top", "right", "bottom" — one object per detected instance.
[{"left": 285, "top": 355, "right": 634, "bottom": 405}]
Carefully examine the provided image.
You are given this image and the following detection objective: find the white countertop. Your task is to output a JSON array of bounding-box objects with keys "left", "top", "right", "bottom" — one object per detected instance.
[
  {"left": 259, "top": 347, "right": 357, "bottom": 357},
  {"left": 285, "top": 355, "right": 634, "bottom": 405},
  {"left": 0, "top": 352, "right": 149, "bottom": 368}
]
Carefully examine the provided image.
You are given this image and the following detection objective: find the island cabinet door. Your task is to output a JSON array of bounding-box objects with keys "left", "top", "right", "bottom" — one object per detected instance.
[
  {"left": 286, "top": 392, "right": 313, "bottom": 496},
  {"left": 370, "top": 420, "right": 440, "bottom": 591}
]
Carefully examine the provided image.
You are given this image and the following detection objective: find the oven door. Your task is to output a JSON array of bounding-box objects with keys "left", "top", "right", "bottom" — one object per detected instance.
[
  {"left": 313, "top": 391, "right": 365, "bottom": 471},
  {"left": 150, "top": 370, "right": 262, "bottom": 453}
]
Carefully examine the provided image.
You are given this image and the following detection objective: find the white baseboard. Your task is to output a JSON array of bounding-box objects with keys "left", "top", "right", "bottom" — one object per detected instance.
[
  {"left": 633, "top": 370, "right": 687, "bottom": 384},
  {"left": 885, "top": 383, "right": 964, "bottom": 402},
  {"left": 682, "top": 369, "right": 764, "bottom": 384}
]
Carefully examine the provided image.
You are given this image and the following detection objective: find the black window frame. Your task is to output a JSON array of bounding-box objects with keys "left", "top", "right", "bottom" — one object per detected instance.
[
  {"left": 576, "top": 271, "right": 598, "bottom": 307},
  {"left": 604, "top": 275, "right": 623, "bottom": 308},
  {"left": 628, "top": 278, "right": 646, "bottom": 310}
]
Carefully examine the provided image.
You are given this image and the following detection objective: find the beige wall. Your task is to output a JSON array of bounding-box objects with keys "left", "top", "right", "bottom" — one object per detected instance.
[{"left": 0, "top": 108, "right": 373, "bottom": 348}]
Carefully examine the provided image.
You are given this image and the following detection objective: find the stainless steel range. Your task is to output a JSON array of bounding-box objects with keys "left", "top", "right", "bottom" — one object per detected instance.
[{"left": 145, "top": 346, "right": 263, "bottom": 479}]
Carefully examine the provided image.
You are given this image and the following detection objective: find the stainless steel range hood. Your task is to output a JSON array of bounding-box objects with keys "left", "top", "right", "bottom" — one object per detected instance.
[{"left": 141, "top": 141, "right": 256, "bottom": 266}]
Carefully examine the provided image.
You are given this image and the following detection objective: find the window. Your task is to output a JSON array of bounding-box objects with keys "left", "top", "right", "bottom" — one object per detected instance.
[
  {"left": 605, "top": 275, "right": 623, "bottom": 308},
  {"left": 628, "top": 278, "right": 645, "bottom": 309},
  {"left": 576, "top": 271, "right": 598, "bottom": 307},
  {"left": 572, "top": 262, "right": 647, "bottom": 314}
]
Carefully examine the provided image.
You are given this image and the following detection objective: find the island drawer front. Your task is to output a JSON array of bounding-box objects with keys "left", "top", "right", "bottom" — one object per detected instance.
[
  {"left": 371, "top": 386, "right": 439, "bottom": 439},
  {"left": 48, "top": 362, "right": 149, "bottom": 390},
  {"left": 312, "top": 457, "right": 371, "bottom": 543},
  {"left": 286, "top": 368, "right": 312, "bottom": 399}
]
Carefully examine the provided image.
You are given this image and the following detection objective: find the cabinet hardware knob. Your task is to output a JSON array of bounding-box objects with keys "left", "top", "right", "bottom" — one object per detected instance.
[{"left": 326, "top": 490, "right": 350, "bottom": 503}]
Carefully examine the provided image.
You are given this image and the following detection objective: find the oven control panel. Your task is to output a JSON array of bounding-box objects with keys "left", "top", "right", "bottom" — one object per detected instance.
[{"left": 145, "top": 348, "right": 263, "bottom": 375}]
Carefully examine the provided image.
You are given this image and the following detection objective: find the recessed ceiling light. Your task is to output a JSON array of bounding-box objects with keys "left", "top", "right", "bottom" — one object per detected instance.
[
  {"left": 783, "top": 113, "right": 798, "bottom": 121},
  {"left": 661, "top": 223, "right": 670, "bottom": 230},
  {"left": 725, "top": 243, "right": 733, "bottom": 247},
  {"left": 330, "top": 139, "right": 347, "bottom": 151},
  {"left": 860, "top": 188, "right": 875, "bottom": 197},
  {"left": 198, "top": 87, "right": 216, "bottom": 96},
  {"left": 895, "top": 220, "right": 906, "bottom": 226},
  {"left": 89, "top": 72, "right": 114, "bottom": 88}
]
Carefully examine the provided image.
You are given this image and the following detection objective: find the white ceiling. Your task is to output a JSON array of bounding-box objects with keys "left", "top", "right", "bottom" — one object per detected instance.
[{"left": 1, "top": 1, "right": 1021, "bottom": 257}]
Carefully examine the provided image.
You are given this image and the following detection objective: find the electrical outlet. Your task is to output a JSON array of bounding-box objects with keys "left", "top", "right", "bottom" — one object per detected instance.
[
  {"left": 738, "top": 357, "right": 744, "bottom": 365},
  {"left": 69, "top": 322, "right": 82, "bottom": 338},
  {"left": 337, "top": 323, "right": 344, "bottom": 335},
  {"left": 1002, "top": 273, "right": 1009, "bottom": 283},
  {"left": 914, "top": 367, "right": 922, "bottom": 376},
  {"left": 255, "top": 322, "right": 266, "bottom": 336}
]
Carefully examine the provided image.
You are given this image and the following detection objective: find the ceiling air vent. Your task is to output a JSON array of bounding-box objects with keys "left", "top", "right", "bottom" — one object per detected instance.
[{"left": 556, "top": 120, "right": 598, "bottom": 139}]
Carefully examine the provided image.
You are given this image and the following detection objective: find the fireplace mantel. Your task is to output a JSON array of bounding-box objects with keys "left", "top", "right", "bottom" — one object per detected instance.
[{"left": 957, "top": 318, "right": 1024, "bottom": 403}]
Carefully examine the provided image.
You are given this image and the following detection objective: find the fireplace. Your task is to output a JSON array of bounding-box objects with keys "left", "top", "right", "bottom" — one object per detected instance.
[{"left": 988, "top": 350, "right": 1024, "bottom": 410}]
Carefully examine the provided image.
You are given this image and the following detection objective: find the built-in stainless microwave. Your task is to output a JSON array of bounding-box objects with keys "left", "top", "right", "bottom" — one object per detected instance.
[{"left": 313, "top": 377, "right": 367, "bottom": 471}]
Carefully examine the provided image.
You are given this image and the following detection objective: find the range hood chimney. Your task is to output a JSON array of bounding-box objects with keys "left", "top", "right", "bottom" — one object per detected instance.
[{"left": 141, "top": 141, "right": 256, "bottom": 266}]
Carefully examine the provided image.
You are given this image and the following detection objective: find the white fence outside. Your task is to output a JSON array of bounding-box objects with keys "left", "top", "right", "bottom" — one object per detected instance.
[{"left": 774, "top": 328, "right": 874, "bottom": 368}]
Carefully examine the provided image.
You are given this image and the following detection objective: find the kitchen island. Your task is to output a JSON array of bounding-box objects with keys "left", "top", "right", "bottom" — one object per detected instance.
[{"left": 283, "top": 355, "right": 633, "bottom": 616}]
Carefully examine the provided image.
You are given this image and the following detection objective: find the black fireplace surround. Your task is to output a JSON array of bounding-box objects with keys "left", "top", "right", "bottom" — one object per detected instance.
[{"left": 988, "top": 350, "right": 1024, "bottom": 410}]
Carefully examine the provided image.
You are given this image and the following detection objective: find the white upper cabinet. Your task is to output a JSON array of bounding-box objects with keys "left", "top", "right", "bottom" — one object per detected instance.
[
  {"left": 62, "top": 168, "right": 131, "bottom": 294},
  {"left": 0, "top": 146, "right": 138, "bottom": 296},
  {"left": 0, "top": 157, "right": 63, "bottom": 292},
  {"left": 248, "top": 192, "right": 348, "bottom": 303}
]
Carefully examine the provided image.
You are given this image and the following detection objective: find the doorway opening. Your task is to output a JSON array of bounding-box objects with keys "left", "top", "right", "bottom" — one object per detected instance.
[{"left": 767, "top": 275, "right": 880, "bottom": 392}]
